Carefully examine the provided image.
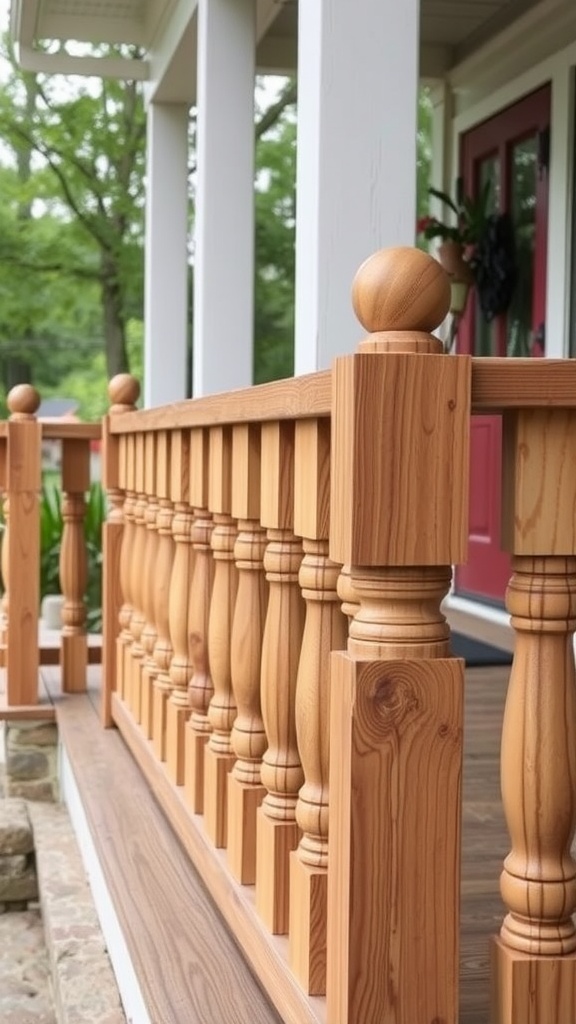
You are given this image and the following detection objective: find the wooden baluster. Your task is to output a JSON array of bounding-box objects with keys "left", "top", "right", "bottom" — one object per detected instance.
[
  {"left": 185, "top": 428, "right": 215, "bottom": 812},
  {"left": 204, "top": 427, "right": 239, "bottom": 846},
  {"left": 5, "top": 385, "right": 41, "bottom": 706},
  {"left": 117, "top": 435, "right": 137, "bottom": 705},
  {"left": 101, "top": 373, "right": 139, "bottom": 726},
  {"left": 337, "top": 565, "right": 359, "bottom": 623},
  {"left": 492, "top": 408, "right": 576, "bottom": 1024},
  {"left": 327, "top": 249, "right": 469, "bottom": 1024},
  {"left": 59, "top": 439, "right": 90, "bottom": 693},
  {"left": 127, "top": 435, "right": 147, "bottom": 721},
  {"left": 289, "top": 418, "right": 348, "bottom": 995},
  {"left": 151, "top": 431, "right": 174, "bottom": 760},
  {"left": 166, "top": 430, "right": 194, "bottom": 785},
  {"left": 256, "top": 421, "right": 305, "bottom": 935},
  {"left": 227, "top": 423, "right": 268, "bottom": 883},
  {"left": 140, "top": 433, "right": 160, "bottom": 740}
]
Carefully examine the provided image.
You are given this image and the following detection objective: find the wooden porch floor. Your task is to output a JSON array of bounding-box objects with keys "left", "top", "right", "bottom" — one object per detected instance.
[{"left": 39, "top": 662, "right": 509, "bottom": 1023}]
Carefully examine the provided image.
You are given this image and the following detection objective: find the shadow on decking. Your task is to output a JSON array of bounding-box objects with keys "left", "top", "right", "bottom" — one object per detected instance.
[{"left": 24, "top": 662, "right": 510, "bottom": 1023}]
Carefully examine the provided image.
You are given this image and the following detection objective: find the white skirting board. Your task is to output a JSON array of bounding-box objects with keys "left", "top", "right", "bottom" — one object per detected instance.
[{"left": 59, "top": 744, "right": 151, "bottom": 1024}]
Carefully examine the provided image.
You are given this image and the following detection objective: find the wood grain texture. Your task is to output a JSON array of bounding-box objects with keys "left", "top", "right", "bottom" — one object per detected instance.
[
  {"left": 109, "top": 371, "right": 331, "bottom": 434},
  {"left": 330, "top": 353, "right": 471, "bottom": 566},
  {"left": 291, "top": 540, "right": 347, "bottom": 994},
  {"left": 101, "top": 415, "right": 123, "bottom": 726},
  {"left": 186, "top": 507, "right": 215, "bottom": 814},
  {"left": 327, "top": 654, "right": 463, "bottom": 1024},
  {"left": 502, "top": 409, "right": 576, "bottom": 555},
  {"left": 6, "top": 418, "right": 41, "bottom": 705},
  {"left": 60, "top": 439, "right": 91, "bottom": 693},
  {"left": 151, "top": 496, "right": 174, "bottom": 761},
  {"left": 139, "top": 436, "right": 159, "bottom": 740},
  {"left": 472, "top": 358, "right": 576, "bottom": 411},
  {"left": 257, "top": 529, "right": 305, "bottom": 934},
  {"left": 294, "top": 419, "right": 330, "bottom": 541},
  {"left": 261, "top": 422, "right": 295, "bottom": 530},
  {"left": 57, "top": 687, "right": 282, "bottom": 1024},
  {"left": 40, "top": 422, "right": 100, "bottom": 441},
  {"left": 499, "top": 556, "right": 576, "bottom": 956},
  {"left": 492, "top": 939, "right": 576, "bottom": 1024},
  {"left": 228, "top": 520, "right": 268, "bottom": 883},
  {"left": 204, "top": 426, "right": 238, "bottom": 845}
]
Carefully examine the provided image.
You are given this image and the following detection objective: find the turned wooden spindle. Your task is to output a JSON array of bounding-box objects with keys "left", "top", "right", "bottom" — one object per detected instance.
[
  {"left": 139, "top": 434, "right": 160, "bottom": 740},
  {"left": 493, "top": 408, "right": 576, "bottom": 1024},
  {"left": 184, "top": 428, "right": 215, "bottom": 813},
  {"left": 327, "top": 248, "right": 469, "bottom": 1024},
  {"left": 227, "top": 424, "right": 268, "bottom": 884},
  {"left": 117, "top": 436, "right": 137, "bottom": 705},
  {"left": 166, "top": 430, "right": 194, "bottom": 785},
  {"left": 336, "top": 564, "right": 359, "bottom": 623},
  {"left": 127, "top": 436, "right": 148, "bottom": 721},
  {"left": 289, "top": 417, "right": 348, "bottom": 995},
  {"left": 59, "top": 439, "right": 91, "bottom": 692},
  {"left": 151, "top": 432, "right": 174, "bottom": 760},
  {"left": 256, "top": 421, "right": 306, "bottom": 936},
  {"left": 102, "top": 372, "right": 139, "bottom": 725},
  {"left": 5, "top": 385, "right": 41, "bottom": 705},
  {"left": 204, "top": 427, "right": 239, "bottom": 847}
]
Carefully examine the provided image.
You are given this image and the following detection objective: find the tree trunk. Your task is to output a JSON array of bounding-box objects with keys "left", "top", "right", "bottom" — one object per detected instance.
[{"left": 101, "top": 255, "right": 129, "bottom": 379}]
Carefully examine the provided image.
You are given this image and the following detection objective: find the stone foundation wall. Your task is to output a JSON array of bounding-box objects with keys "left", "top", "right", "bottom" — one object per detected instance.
[
  {"left": 0, "top": 799, "right": 38, "bottom": 910},
  {"left": 3, "top": 722, "right": 59, "bottom": 803}
]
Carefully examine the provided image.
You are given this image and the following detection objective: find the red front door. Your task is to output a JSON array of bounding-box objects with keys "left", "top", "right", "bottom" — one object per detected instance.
[{"left": 455, "top": 85, "right": 551, "bottom": 603}]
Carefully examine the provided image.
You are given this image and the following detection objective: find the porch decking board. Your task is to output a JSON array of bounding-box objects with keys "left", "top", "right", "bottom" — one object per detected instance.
[
  {"left": 52, "top": 670, "right": 281, "bottom": 1024},
  {"left": 48, "top": 663, "right": 512, "bottom": 1023}
]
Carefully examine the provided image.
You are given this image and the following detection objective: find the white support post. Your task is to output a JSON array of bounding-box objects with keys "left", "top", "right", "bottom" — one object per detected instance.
[
  {"left": 193, "top": 0, "right": 255, "bottom": 396},
  {"left": 144, "top": 102, "right": 190, "bottom": 408},
  {"left": 295, "top": 0, "right": 420, "bottom": 373}
]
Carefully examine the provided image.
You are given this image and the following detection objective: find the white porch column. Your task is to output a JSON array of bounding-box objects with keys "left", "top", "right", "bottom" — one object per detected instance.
[
  {"left": 144, "top": 102, "right": 190, "bottom": 408},
  {"left": 193, "top": 0, "right": 255, "bottom": 396},
  {"left": 295, "top": 0, "right": 420, "bottom": 373}
]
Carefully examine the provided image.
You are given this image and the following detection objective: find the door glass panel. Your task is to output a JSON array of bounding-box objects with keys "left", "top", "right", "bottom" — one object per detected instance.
[
  {"left": 474, "top": 157, "right": 500, "bottom": 356},
  {"left": 507, "top": 136, "right": 537, "bottom": 357}
]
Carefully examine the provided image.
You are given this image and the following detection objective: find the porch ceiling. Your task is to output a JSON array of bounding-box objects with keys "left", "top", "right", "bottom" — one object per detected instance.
[{"left": 10, "top": 0, "right": 543, "bottom": 90}]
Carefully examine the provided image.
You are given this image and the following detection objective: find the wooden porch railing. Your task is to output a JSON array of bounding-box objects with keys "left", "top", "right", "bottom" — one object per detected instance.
[
  {"left": 0, "top": 384, "right": 101, "bottom": 705},
  {"left": 3, "top": 246, "right": 576, "bottom": 1022}
]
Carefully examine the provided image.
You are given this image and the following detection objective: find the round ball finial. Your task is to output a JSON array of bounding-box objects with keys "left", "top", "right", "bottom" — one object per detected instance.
[
  {"left": 108, "top": 373, "right": 140, "bottom": 412},
  {"left": 7, "top": 383, "right": 41, "bottom": 420},
  {"left": 352, "top": 246, "right": 451, "bottom": 335}
]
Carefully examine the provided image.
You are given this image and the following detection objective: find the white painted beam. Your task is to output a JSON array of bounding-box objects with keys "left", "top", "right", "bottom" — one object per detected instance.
[
  {"left": 144, "top": 102, "right": 190, "bottom": 407},
  {"left": 295, "top": 0, "right": 420, "bottom": 373},
  {"left": 193, "top": 0, "right": 255, "bottom": 396}
]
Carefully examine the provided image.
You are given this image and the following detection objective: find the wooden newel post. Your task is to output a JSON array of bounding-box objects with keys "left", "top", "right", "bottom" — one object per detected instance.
[
  {"left": 6, "top": 384, "right": 42, "bottom": 706},
  {"left": 492, "top": 409, "right": 576, "bottom": 1024},
  {"left": 102, "top": 373, "right": 139, "bottom": 726},
  {"left": 327, "top": 248, "right": 471, "bottom": 1024}
]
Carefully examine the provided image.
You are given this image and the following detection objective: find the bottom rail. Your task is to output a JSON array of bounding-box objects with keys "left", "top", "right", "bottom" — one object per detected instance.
[{"left": 111, "top": 693, "right": 326, "bottom": 1024}]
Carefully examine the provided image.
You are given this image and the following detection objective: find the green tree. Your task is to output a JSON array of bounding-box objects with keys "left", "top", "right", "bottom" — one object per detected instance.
[{"left": 0, "top": 43, "right": 146, "bottom": 379}]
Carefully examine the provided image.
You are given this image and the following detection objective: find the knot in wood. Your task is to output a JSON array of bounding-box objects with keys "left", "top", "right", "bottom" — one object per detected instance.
[
  {"left": 7, "top": 383, "right": 41, "bottom": 420},
  {"left": 351, "top": 246, "right": 451, "bottom": 334},
  {"left": 108, "top": 373, "right": 140, "bottom": 411}
]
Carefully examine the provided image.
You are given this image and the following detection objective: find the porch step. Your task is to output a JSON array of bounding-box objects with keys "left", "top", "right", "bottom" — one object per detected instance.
[
  {"left": 54, "top": 681, "right": 281, "bottom": 1024},
  {"left": 29, "top": 800, "right": 125, "bottom": 1024}
]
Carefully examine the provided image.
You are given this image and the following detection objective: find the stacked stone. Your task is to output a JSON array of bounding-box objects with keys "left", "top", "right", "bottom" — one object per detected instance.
[
  {"left": 0, "top": 799, "right": 38, "bottom": 911},
  {"left": 5, "top": 721, "right": 59, "bottom": 802}
]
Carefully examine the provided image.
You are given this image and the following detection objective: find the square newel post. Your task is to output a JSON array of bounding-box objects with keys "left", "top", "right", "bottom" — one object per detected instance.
[
  {"left": 492, "top": 408, "right": 576, "bottom": 1024},
  {"left": 327, "top": 248, "right": 471, "bottom": 1024},
  {"left": 6, "top": 385, "right": 41, "bottom": 706}
]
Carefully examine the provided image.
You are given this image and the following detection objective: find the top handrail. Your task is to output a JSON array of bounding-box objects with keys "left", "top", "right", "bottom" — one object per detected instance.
[
  {"left": 107, "top": 358, "right": 576, "bottom": 437},
  {"left": 107, "top": 370, "right": 332, "bottom": 433}
]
